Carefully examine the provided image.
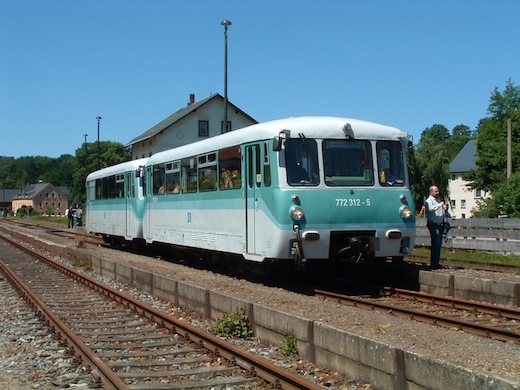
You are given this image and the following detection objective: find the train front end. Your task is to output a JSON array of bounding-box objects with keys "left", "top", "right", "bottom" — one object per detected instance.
[{"left": 269, "top": 118, "right": 415, "bottom": 266}]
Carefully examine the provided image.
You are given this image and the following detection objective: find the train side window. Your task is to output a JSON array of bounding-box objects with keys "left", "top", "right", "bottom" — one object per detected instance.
[
  {"left": 127, "top": 174, "right": 134, "bottom": 198},
  {"left": 102, "top": 177, "right": 109, "bottom": 199},
  {"left": 198, "top": 152, "right": 217, "bottom": 192},
  {"left": 95, "top": 179, "right": 102, "bottom": 200},
  {"left": 153, "top": 164, "right": 166, "bottom": 195},
  {"left": 165, "top": 161, "right": 180, "bottom": 194},
  {"left": 219, "top": 146, "right": 241, "bottom": 190},
  {"left": 87, "top": 181, "right": 95, "bottom": 201},
  {"left": 108, "top": 175, "right": 117, "bottom": 198},
  {"left": 263, "top": 141, "right": 271, "bottom": 187},
  {"left": 115, "top": 174, "right": 124, "bottom": 198},
  {"left": 182, "top": 157, "right": 197, "bottom": 193}
]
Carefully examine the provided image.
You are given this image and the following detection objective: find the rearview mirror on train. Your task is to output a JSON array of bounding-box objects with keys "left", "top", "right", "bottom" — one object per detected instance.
[{"left": 273, "top": 136, "right": 282, "bottom": 151}]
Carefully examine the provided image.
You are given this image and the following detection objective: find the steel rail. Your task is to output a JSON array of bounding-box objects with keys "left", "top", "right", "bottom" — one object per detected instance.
[
  {"left": 314, "top": 289, "right": 520, "bottom": 344},
  {"left": 0, "top": 259, "right": 127, "bottom": 389},
  {"left": 381, "top": 286, "right": 520, "bottom": 321},
  {"left": 1, "top": 233, "right": 324, "bottom": 390}
]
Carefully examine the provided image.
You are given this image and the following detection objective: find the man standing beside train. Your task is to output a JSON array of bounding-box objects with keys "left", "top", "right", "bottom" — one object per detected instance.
[{"left": 424, "top": 185, "right": 447, "bottom": 269}]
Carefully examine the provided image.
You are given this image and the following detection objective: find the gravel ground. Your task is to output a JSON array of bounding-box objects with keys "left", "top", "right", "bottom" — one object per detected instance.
[
  {"left": 1, "top": 223, "right": 520, "bottom": 389},
  {"left": 0, "top": 274, "right": 94, "bottom": 389}
]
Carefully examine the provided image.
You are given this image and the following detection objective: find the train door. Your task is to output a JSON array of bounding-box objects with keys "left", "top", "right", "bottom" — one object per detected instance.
[
  {"left": 125, "top": 172, "right": 133, "bottom": 238},
  {"left": 143, "top": 166, "right": 153, "bottom": 242},
  {"left": 245, "top": 144, "right": 262, "bottom": 256}
]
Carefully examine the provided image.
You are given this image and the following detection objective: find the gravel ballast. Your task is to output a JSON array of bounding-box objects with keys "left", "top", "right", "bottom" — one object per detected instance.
[{"left": 1, "top": 223, "right": 520, "bottom": 389}]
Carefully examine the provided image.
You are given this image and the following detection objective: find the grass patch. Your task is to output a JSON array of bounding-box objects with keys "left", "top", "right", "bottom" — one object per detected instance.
[
  {"left": 279, "top": 335, "right": 298, "bottom": 356},
  {"left": 212, "top": 308, "right": 253, "bottom": 338},
  {"left": 70, "top": 253, "right": 93, "bottom": 271},
  {"left": 412, "top": 246, "right": 520, "bottom": 266}
]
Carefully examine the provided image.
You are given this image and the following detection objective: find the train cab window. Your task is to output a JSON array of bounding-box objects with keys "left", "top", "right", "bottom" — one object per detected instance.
[
  {"left": 182, "top": 157, "right": 197, "bottom": 193},
  {"left": 219, "top": 146, "right": 241, "bottom": 190},
  {"left": 165, "top": 161, "right": 181, "bottom": 194},
  {"left": 198, "top": 152, "right": 217, "bottom": 192},
  {"left": 323, "top": 140, "right": 374, "bottom": 186},
  {"left": 285, "top": 139, "right": 319, "bottom": 186},
  {"left": 376, "top": 141, "right": 405, "bottom": 186}
]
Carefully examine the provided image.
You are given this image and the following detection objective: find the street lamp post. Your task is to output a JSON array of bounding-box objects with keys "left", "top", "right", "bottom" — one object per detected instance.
[
  {"left": 83, "top": 133, "right": 88, "bottom": 170},
  {"left": 221, "top": 20, "right": 231, "bottom": 133},
  {"left": 96, "top": 116, "right": 102, "bottom": 169}
]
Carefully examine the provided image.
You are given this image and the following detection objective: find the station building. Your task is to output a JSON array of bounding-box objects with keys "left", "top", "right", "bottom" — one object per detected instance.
[{"left": 126, "top": 93, "right": 257, "bottom": 160}]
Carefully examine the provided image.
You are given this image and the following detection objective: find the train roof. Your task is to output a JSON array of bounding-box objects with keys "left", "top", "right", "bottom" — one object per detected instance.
[
  {"left": 146, "top": 116, "right": 407, "bottom": 166},
  {"left": 86, "top": 158, "right": 148, "bottom": 181}
]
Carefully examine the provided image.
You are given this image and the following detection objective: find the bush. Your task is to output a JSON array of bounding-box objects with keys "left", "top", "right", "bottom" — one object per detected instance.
[{"left": 211, "top": 308, "right": 253, "bottom": 338}]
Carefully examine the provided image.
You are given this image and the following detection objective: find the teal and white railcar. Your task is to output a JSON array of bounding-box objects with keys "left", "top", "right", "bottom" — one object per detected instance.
[
  {"left": 143, "top": 116, "right": 415, "bottom": 267},
  {"left": 86, "top": 158, "right": 147, "bottom": 245}
]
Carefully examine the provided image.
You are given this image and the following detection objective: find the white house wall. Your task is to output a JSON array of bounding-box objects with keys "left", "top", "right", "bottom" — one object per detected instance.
[
  {"left": 131, "top": 100, "right": 256, "bottom": 159},
  {"left": 448, "top": 172, "right": 487, "bottom": 219}
]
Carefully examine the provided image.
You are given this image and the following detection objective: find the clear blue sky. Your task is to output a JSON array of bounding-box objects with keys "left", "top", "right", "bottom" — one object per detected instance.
[{"left": 1, "top": 0, "right": 519, "bottom": 158}]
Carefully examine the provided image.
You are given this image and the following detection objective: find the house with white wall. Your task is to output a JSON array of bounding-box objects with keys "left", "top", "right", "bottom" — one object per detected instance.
[
  {"left": 126, "top": 93, "right": 257, "bottom": 160},
  {"left": 448, "top": 139, "right": 489, "bottom": 218}
]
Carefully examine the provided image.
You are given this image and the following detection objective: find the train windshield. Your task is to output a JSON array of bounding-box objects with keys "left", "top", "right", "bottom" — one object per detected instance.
[
  {"left": 323, "top": 140, "right": 374, "bottom": 186},
  {"left": 285, "top": 139, "right": 319, "bottom": 186}
]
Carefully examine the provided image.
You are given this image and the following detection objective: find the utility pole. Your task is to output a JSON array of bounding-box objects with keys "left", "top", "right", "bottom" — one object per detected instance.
[
  {"left": 507, "top": 118, "right": 512, "bottom": 179},
  {"left": 96, "top": 116, "right": 102, "bottom": 170},
  {"left": 221, "top": 20, "right": 231, "bottom": 133},
  {"left": 83, "top": 133, "right": 88, "bottom": 171}
]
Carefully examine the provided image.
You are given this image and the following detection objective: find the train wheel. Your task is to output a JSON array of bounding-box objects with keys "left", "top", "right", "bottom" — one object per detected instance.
[{"left": 392, "top": 256, "right": 405, "bottom": 263}]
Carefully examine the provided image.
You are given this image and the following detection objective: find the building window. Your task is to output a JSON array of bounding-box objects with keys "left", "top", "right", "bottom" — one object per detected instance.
[
  {"left": 221, "top": 121, "right": 232, "bottom": 133},
  {"left": 475, "top": 189, "right": 482, "bottom": 198},
  {"left": 461, "top": 199, "right": 466, "bottom": 209},
  {"left": 450, "top": 200, "right": 456, "bottom": 209},
  {"left": 198, "top": 121, "right": 209, "bottom": 137}
]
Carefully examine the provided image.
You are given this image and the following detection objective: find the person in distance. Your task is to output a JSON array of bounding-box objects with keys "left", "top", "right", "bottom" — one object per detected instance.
[{"left": 424, "top": 185, "right": 448, "bottom": 269}]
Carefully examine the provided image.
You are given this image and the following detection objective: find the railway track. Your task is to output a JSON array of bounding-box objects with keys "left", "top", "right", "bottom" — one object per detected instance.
[
  {"left": 0, "top": 235, "right": 324, "bottom": 389},
  {"left": 314, "top": 287, "right": 520, "bottom": 344}
]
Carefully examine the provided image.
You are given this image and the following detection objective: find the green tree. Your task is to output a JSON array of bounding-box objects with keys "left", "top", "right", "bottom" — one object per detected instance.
[
  {"left": 467, "top": 80, "right": 520, "bottom": 194},
  {"left": 0, "top": 141, "right": 130, "bottom": 210},
  {"left": 71, "top": 141, "right": 131, "bottom": 206},
  {"left": 452, "top": 124, "right": 472, "bottom": 137},
  {"left": 474, "top": 172, "right": 520, "bottom": 217},
  {"left": 414, "top": 124, "right": 451, "bottom": 201},
  {"left": 412, "top": 122, "right": 473, "bottom": 207}
]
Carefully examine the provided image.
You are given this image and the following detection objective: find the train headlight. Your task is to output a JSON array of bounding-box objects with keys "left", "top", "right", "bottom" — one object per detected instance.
[
  {"left": 290, "top": 206, "right": 304, "bottom": 221},
  {"left": 400, "top": 205, "right": 413, "bottom": 220}
]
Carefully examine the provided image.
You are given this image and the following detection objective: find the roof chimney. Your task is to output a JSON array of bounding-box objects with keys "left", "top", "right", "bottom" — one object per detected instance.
[{"left": 189, "top": 94, "right": 195, "bottom": 105}]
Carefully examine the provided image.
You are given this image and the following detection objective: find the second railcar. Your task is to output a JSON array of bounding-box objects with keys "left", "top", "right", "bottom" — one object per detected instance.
[{"left": 86, "top": 158, "right": 147, "bottom": 245}]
